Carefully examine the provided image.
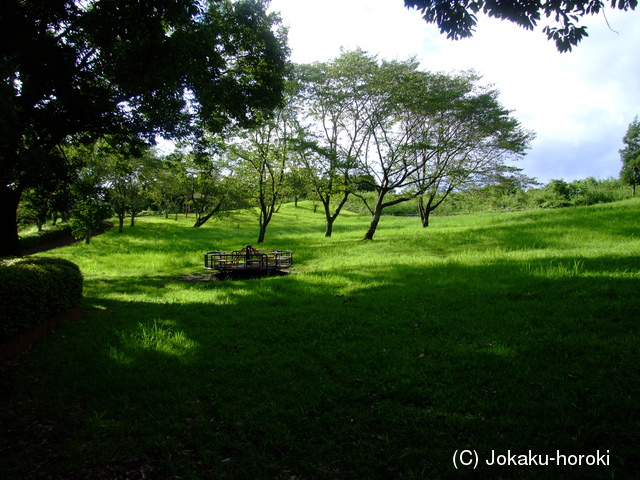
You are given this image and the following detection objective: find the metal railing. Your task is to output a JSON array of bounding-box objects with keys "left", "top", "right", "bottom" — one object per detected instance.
[{"left": 204, "top": 245, "right": 292, "bottom": 272}]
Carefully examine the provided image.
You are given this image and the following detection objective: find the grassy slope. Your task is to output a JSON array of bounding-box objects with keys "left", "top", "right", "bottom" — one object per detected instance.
[{"left": 2, "top": 201, "right": 640, "bottom": 479}]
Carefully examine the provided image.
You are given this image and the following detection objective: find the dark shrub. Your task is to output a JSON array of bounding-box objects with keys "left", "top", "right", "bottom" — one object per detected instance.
[{"left": 0, "top": 257, "right": 83, "bottom": 343}]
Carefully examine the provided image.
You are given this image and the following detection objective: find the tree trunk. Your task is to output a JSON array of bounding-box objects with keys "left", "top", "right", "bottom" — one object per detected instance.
[
  {"left": 418, "top": 197, "right": 431, "bottom": 227},
  {"left": 0, "top": 186, "right": 23, "bottom": 257},
  {"left": 325, "top": 216, "right": 335, "bottom": 237},
  {"left": 321, "top": 192, "right": 349, "bottom": 238},
  {"left": 193, "top": 203, "right": 221, "bottom": 228},
  {"left": 118, "top": 214, "right": 125, "bottom": 233},
  {"left": 362, "top": 189, "right": 389, "bottom": 240},
  {"left": 418, "top": 193, "right": 442, "bottom": 228},
  {"left": 421, "top": 210, "right": 431, "bottom": 227},
  {"left": 257, "top": 207, "right": 269, "bottom": 244},
  {"left": 363, "top": 205, "right": 383, "bottom": 240},
  {"left": 257, "top": 224, "right": 266, "bottom": 243},
  {"left": 256, "top": 193, "right": 277, "bottom": 244},
  {"left": 322, "top": 199, "right": 335, "bottom": 237}
]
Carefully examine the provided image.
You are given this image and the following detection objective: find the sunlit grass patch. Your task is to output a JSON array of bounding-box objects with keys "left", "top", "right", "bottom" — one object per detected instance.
[{"left": 125, "top": 320, "right": 198, "bottom": 357}]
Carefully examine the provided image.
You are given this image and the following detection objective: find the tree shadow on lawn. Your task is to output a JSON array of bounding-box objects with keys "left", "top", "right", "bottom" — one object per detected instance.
[{"left": 1, "top": 255, "right": 639, "bottom": 479}]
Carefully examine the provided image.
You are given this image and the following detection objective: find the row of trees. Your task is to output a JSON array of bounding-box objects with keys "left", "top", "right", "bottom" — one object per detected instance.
[
  {"left": 19, "top": 49, "right": 534, "bottom": 245},
  {"left": 295, "top": 51, "right": 532, "bottom": 237},
  {"left": 5, "top": 1, "right": 640, "bottom": 256}
]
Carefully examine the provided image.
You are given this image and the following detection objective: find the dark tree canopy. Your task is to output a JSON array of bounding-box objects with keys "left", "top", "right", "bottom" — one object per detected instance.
[
  {"left": 405, "top": 0, "right": 638, "bottom": 52},
  {"left": 0, "top": 0, "right": 289, "bottom": 256}
]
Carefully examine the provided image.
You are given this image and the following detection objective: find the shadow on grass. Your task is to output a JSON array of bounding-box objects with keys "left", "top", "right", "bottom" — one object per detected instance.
[{"left": 1, "top": 254, "right": 639, "bottom": 479}]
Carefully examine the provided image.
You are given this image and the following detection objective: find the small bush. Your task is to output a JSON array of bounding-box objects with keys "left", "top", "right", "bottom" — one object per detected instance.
[{"left": 0, "top": 256, "right": 83, "bottom": 344}]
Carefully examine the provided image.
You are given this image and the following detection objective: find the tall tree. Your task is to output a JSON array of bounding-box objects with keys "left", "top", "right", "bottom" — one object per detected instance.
[
  {"left": 296, "top": 52, "right": 374, "bottom": 237},
  {"left": 353, "top": 59, "right": 444, "bottom": 240},
  {"left": 147, "top": 154, "right": 187, "bottom": 219},
  {"left": 620, "top": 116, "right": 640, "bottom": 196},
  {"left": 67, "top": 163, "right": 112, "bottom": 245},
  {"left": 175, "top": 145, "right": 246, "bottom": 229},
  {"left": 0, "top": 0, "right": 288, "bottom": 256},
  {"left": 413, "top": 74, "right": 533, "bottom": 227},
  {"left": 230, "top": 105, "right": 296, "bottom": 243},
  {"left": 106, "top": 148, "right": 157, "bottom": 230},
  {"left": 405, "top": 0, "right": 638, "bottom": 52}
]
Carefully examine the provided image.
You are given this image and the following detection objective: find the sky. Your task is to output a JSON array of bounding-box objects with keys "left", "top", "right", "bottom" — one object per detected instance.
[{"left": 268, "top": 0, "right": 640, "bottom": 184}]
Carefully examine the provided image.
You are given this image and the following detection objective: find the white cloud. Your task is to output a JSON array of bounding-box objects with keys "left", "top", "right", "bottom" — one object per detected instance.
[{"left": 269, "top": 1, "right": 640, "bottom": 183}]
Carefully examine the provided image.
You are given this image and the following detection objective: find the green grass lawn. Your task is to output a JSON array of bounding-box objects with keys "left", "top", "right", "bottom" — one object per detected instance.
[{"left": 2, "top": 201, "right": 640, "bottom": 479}]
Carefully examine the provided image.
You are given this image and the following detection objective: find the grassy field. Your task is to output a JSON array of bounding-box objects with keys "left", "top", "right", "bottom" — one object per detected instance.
[{"left": 2, "top": 201, "right": 640, "bottom": 479}]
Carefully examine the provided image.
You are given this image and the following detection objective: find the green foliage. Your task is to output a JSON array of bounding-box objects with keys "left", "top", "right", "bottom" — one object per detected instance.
[
  {"left": 146, "top": 157, "right": 186, "bottom": 218},
  {"left": 170, "top": 148, "right": 249, "bottom": 228},
  {"left": 405, "top": 0, "right": 638, "bottom": 52},
  {"left": 539, "top": 178, "right": 573, "bottom": 208},
  {"left": 428, "top": 177, "right": 629, "bottom": 215},
  {"left": 620, "top": 116, "right": 640, "bottom": 195},
  {"left": 567, "top": 177, "right": 627, "bottom": 205},
  {"left": 0, "top": 256, "right": 82, "bottom": 343},
  {"left": 298, "top": 50, "right": 531, "bottom": 239},
  {"left": 70, "top": 199, "right": 112, "bottom": 243},
  {"left": 18, "top": 188, "right": 50, "bottom": 229},
  {"left": 0, "top": 0, "right": 289, "bottom": 256},
  {"left": 531, "top": 177, "right": 628, "bottom": 209},
  {"left": 347, "top": 176, "right": 629, "bottom": 220}
]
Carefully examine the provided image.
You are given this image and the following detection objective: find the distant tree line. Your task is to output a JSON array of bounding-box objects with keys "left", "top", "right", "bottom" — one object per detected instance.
[{"left": 343, "top": 177, "right": 630, "bottom": 217}]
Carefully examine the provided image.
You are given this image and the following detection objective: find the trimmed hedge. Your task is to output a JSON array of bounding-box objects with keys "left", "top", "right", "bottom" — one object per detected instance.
[
  {"left": 19, "top": 224, "right": 73, "bottom": 251},
  {"left": 0, "top": 256, "right": 83, "bottom": 344}
]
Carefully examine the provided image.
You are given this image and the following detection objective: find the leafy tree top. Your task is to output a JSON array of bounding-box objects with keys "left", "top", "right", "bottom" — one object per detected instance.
[
  {"left": 619, "top": 116, "right": 640, "bottom": 188},
  {"left": 404, "top": 0, "right": 638, "bottom": 52},
  {"left": 1, "top": 0, "right": 289, "bottom": 189},
  {"left": 0, "top": 0, "right": 289, "bottom": 256}
]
